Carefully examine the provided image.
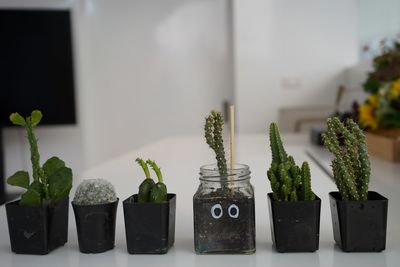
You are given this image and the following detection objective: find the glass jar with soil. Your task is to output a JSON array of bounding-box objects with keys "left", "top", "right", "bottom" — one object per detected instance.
[{"left": 193, "top": 164, "right": 255, "bottom": 254}]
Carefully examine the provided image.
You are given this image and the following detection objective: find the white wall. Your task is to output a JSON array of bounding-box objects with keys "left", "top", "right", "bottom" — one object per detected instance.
[
  {"left": 81, "top": 0, "right": 233, "bottom": 166},
  {"left": 233, "top": 0, "right": 359, "bottom": 133},
  {"left": 358, "top": 0, "right": 400, "bottom": 59},
  {"left": 2, "top": 0, "right": 233, "bottom": 185}
]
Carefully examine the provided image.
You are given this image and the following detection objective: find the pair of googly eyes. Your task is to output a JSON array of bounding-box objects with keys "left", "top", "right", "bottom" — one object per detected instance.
[{"left": 211, "top": 204, "right": 239, "bottom": 219}]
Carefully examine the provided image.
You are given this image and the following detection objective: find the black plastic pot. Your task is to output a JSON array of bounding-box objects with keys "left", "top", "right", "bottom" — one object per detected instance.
[
  {"left": 268, "top": 193, "right": 321, "bottom": 253},
  {"left": 123, "top": 194, "right": 176, "bottom": 254},
  {"left": 5, "top": 197, "right": 69, "bottom": 255},
  {"left": 72, "top": 199, "right": 119, "bottom": 253},
  {"left": 329, "top": 191, "right": 388, "bottom": 252}
]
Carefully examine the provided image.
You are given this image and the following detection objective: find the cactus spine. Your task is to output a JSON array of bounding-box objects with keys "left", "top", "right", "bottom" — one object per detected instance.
[
  {"left": 267, "top": 123, "right": 315, "bottom": 201},
  {"left": 204, "top": 111, "right": 227, "bottom": 176},
  {"left": 322, "top": 117, "right": 370, "bottom": 201}
]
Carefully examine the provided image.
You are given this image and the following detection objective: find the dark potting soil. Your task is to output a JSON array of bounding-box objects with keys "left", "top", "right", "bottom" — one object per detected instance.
[{"left": 193, "top": 188, "right": 255, "bottom": 254}]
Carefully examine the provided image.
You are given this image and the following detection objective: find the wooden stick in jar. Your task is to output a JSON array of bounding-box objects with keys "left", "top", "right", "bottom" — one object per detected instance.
[{"left": 230, "top": 105, "right": 235, "bottom": 171}]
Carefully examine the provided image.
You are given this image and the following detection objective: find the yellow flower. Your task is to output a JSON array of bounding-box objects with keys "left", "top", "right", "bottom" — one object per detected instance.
[
  {"left": 359, "top": 103, "right": 378, "bottom": 130},
  {"left": 367, "top": 94, "right": 379, "bottom": 107},
  {"left": 388, "top": 79, "right": 400, "bottom": 100}
]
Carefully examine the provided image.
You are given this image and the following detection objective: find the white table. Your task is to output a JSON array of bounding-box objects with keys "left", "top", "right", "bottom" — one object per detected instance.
[{"left": 1, "top": 134, "right": 399, "bottom": 267}]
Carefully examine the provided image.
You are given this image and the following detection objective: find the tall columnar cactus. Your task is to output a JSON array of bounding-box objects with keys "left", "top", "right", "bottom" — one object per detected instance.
[
  {"left": 204, "top": 111, "right": 227, "bottom": 175},
  {"left": 267, "top": 123, "right": 315, "bottom": 201},
  {"left": 322, "top": 117, "right": 370, "bottom": 201}
]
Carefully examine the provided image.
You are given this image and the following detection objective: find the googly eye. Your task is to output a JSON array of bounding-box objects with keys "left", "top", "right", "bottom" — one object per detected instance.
[
  {"left": 228, "top": 204, "right": 239, "bottom": 218},
  {"left": 211, "top": 204, "right": 223, "bottom": 219}
]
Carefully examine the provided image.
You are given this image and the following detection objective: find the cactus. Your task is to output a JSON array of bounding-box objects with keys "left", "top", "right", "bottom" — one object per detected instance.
[
  {"left": 73, "top": 179, "right": 117, "bottom": 205},
  {"left": 147, "top": 159, "right": 167, "bottom": 203},
  {"left": 136, "top": 158, "right": 155, "bottom": 203},
  {"left": 204, "top": 110, "right": 227, "bottom": 176},
  {"left": 322, "top": 117, "right": 370, "bottom": 201},
  {"left": 6, "top": 110, "right": 73, "bottom": 206},
  {"left": 267, "top": 123, "right": 315, "bottom": 201},
  {"left": 135, "top": 158, "right": 167, "bottom": 203}
]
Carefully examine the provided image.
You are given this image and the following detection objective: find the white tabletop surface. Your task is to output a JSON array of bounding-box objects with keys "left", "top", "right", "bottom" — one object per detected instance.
[{"left": 1, "top": 134, "right": 399, "bottom": 267}]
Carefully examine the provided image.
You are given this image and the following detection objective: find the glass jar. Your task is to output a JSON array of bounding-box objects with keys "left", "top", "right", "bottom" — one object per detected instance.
[{"left": 193, "top": 164, "right": 255, "bottom": 254}]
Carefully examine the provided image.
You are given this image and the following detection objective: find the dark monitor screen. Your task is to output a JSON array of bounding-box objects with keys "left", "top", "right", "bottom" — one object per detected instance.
[{"left": 0, "top": 9, "right": 76, "bottom": 126}]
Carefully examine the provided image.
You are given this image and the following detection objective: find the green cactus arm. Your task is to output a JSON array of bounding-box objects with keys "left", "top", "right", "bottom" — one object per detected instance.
[
  {"left": 290, "top": 190, "right": 298, "bottom": 201},
  {"left": 293, "top": 175, "right": 301, "bottom": 188},
  {"left": 279, "top": 163, "right": 293, "bottom": 199},
  {"left": 331, "top": 118, "right": 361, "bottom": 188},
  {"left": 205, "top": 111, "right": 227, "bottom": 175},
  {"left": 269, "top": 123, "right": 287, "bottom": 164},
  {"left": 268, "top": 169, "right": 281, "bottom": 200},
  {"left": 322, "top": 133, "right": 359, "bottom": 200},
  {"left": 212, "top": 111, "right": 227, "bottom": 175},
  {"left": 348, "top": 119, "right": 370, "bottom": 200},
  {"left": 332, "top": 159, "right": 349, "bottom": 200},
  {"left": 136, "top": 158, "right": 151, "bottom": 179},
  {"left": 146, "top": 160, "right": 163, "bottom": 183},
  {"left": 204, "top": 115, "right": 215, "bottom": 150},
  {"left": 281, "top": 184, "right": 289, "bottom": 201},
  {"left": 301, "top": 161, "right": 314, "bottom": 200}
]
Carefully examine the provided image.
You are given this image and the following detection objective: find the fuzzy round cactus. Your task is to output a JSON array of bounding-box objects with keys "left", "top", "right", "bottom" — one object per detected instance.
[{"left": 73, "top": 179, "right": 117, "bottom": 205}]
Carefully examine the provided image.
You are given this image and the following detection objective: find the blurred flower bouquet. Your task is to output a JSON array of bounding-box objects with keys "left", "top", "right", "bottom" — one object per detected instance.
[
  {"left": 359, "top": 42, "right": 400, "bottom": 162},
  {"left": 360, "top": 42, "right": 400, "bottom": 130}
]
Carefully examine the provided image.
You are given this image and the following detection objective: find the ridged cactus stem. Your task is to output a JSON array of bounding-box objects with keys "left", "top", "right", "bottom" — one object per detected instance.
[
  {"left": 267, "top": 123, "right": 315, "bottom": 201},
  {"left": 322, "top": 117, "right": 370, "bottom": 201},
  {"left": 204, "top": 111, "right": 227, "bottom": 176},
  {"left": 269, "top": 123, "right": 288, "bottom": 164},
  {"left": 301, "top": 162, "right": 315, "bottom": 200},
  {"left": 348, "top": 119, "right": 370, "bottom": 200}
]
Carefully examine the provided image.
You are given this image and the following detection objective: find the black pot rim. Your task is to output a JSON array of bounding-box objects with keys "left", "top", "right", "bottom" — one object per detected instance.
[
  {"left": 329, "top": 191, "right": 387, "bottom": 202},
  {"left": 72, "top": 198, "right": 119, "bottom": 207},
  {"left": 267, "top": 192, "right": 321, "bottom": 203},
  {"left": 6, "top": 197, "right": 69, "bottom": 208},
  {"left": 123, "top": 193, "right": 176, "bottom": 205}
]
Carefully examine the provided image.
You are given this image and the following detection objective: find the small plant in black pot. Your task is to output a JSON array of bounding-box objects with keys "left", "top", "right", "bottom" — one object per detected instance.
[
  {"left": 322, "top": 117, "right": 388, "bottom": 252},
  {"left": 72, "top": 179, "right": 118, "bottom": 253},
  {"left": 193, "top": 110, "right": 256, "bottom": 254},
  {"left": 123, "top": 158, "right": 176, "bottom": 254},
  {"left": 267, "top": 123, "right": 321, "bottom": 253},
  {"left": 5, "top": 110, "right": 73, "bottom": 255}
]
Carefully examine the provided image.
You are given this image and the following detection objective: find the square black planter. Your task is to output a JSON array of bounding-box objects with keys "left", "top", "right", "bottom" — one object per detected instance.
[
  {"left": 268, "top": 193, "right": 321, "bottom": 252},
  {"left": 5, "top": 197, "right": 69, "bottom": 255},
  {"left": 123, "top": 193, "right": 176, "bottom": 254},
  {"left": 329, "top": 191, "right": 388, "bottom": 252},
  {"left": 72, "top": 199, "right": 119, "bottom": 253}
]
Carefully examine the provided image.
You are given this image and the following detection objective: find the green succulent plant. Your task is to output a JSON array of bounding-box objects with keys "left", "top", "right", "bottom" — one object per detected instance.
[
  {"left": 7, "top": 110, "right": 73, "bottom": 206},
  {"left": 136, "top": 158, "right": 167, "bottom": 203},
  {"left": 322, "top": 117, "right": 370, "bottom": 201},
  {"left": 204, "top": 110, "right": 227, "bottom": 176},
  {"left": 267, "top": 122, "right": 315, "bottom": 201}
]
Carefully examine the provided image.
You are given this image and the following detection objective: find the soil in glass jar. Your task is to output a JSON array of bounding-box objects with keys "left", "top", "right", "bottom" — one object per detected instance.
[{"left": 193, "top": 164, "right": 255, "bottom": 254}]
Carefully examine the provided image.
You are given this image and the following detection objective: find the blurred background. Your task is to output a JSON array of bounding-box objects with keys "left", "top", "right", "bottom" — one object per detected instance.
[{"left": 1, "top": 0, "right": 400, "bottom": 201}]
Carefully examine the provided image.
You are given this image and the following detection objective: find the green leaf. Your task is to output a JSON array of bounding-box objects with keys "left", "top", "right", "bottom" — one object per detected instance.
[
  {"left": 7, "top": 171, "right": 29, "bottom": 189},
  {"left": 48, "top": 167, "right": 73, "bottom": 203},
  {"left": 363, "top": 79, "right": 380, "bottom": 94},
  {"left": 20, "top": 189, "right": 41, "bottom": 206},
  {"left": 43, "top": 157, "right": 66, "bottom": 177},
  {"left": 9, "top": 113, "right": 26, "bottom": 126},
  {"left": 30, "top": 110, "right": 42, "bottom": 127},
  {"left": 29, "top": 181, "right": 44, "bottom": 198}
]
